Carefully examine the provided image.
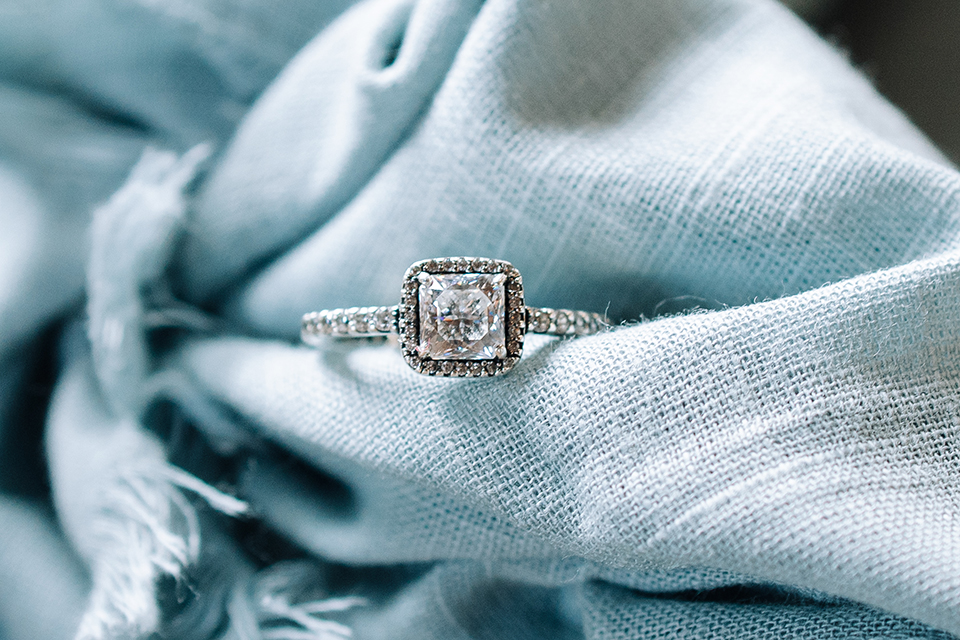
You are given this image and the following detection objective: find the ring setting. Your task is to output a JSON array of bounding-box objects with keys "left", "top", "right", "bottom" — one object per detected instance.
[{"left": 301, "top": 257, "right": 605, "bottom": 377}]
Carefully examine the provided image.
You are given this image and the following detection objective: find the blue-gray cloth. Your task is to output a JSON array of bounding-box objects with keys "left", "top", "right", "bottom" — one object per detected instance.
[{"left": 1, "top": 0, "right": 959, "bottom": 638}]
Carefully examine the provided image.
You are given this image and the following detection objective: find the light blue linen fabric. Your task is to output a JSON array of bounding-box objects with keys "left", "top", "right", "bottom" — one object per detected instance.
[{"left": 1, "top": 0, "right": 959, "bottom": 638}]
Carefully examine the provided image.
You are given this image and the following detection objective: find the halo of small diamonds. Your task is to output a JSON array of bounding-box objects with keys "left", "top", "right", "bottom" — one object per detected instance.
[{"left": 399, "top": 257, "right": 525, "bottom": 377}]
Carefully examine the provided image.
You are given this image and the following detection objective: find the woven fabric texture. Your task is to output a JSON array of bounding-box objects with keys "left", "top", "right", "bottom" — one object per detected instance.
[{"left": 0, "top": 0, "right": 959, "bottom": 638}]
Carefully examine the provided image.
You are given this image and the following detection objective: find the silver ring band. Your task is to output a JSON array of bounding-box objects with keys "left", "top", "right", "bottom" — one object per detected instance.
[
  {"left": 301, "top": 305, "right": 606, "bottom": 342},
  {"left": 301, "top": 257, "right": 607, "bottom": 377}
]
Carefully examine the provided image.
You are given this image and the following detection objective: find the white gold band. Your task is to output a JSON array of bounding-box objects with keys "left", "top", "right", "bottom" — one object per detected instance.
[
  {"left": 301, "top": 305, "right": 606, "bottom": 345},
  {"left": 301, "top": 306, "right": 399, "bottom": 345}
]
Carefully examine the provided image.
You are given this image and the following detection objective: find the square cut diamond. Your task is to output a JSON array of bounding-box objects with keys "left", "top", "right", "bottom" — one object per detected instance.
[{"left": 418, "top": 272, "right": 507, "bottom": 360}]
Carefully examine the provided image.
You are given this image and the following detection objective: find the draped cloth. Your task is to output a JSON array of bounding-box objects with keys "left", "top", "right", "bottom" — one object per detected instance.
[{"left": 1, "top": 0, "right": 959, "bottom": 638}]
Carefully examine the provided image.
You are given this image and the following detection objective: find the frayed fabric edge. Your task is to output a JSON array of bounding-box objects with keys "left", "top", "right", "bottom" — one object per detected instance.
[{"left": 72, "top": 453, "right": 252, "bottom": 640}]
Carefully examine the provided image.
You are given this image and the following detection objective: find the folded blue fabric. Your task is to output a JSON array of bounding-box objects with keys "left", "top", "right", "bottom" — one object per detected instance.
[{"left": 1, "top": 0, "right": 959, "bottom": 638}]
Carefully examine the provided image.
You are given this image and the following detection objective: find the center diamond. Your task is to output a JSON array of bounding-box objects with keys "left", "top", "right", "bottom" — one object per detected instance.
[{"left": 418, "top": 272, "right": 507, "bottom": 360}]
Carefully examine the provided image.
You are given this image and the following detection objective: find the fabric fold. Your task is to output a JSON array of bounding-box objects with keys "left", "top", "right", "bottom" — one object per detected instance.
[
  {"left": 87, "top": 144, "right": 210, "bottom": 417},
  {"left": 0, "top": 0, "right": 354, "bottom": 146},
  {"left": 0, "top": 85, "right": 147, "bottom": 356},
  {"left": 578, "top": 581, "right": 956, "bottom": 640},
  {"left": 0, "top": 498, "right": 88, "bottom": 640},
  {"left": 179, "top": 0, "right": 485, "bottom": 301},
  {"left": 48, "top": 349, "right": 198, "bottom": 639},
  {"left": 174, "top": 246, "right": 960, "bottom": 634},
  {"left": 209, "top": 0, "right": 959, "bottom": 341}
]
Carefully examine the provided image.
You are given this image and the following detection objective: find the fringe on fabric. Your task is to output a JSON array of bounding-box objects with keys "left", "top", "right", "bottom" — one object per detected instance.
[
  {"left": 69, "top": 145, "right": 366, "bottom": 640},
  {"left": 238, "top": 562, "right": 366, "bottom": 640},
  {"left": 75, "top": 458, "right": 247, "bottom": 640}
]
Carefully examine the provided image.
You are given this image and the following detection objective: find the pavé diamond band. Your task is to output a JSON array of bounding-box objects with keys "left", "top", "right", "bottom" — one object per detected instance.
[{"left": 301, "top": 257, "right": 607, "bottom": 377}]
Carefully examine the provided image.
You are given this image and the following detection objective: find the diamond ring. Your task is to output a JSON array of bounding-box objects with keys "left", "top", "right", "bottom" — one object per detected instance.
[{"left": 301, "top": 257, "right": 607, "bottom": 377}]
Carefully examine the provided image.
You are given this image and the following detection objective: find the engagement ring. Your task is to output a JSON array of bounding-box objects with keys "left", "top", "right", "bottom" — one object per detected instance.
[{"left": 301, "top": 257, "right": 606, "bottom": 377}]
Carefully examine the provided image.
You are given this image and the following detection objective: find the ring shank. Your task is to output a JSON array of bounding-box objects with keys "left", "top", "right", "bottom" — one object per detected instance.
[
  {"left": 302, "top": 305, "right": 605, "bottom": 345},
  {"left": 301, "top": 306, "right": 399, "bottom": 345},
  {"left": 525, "top": 307, "right": 606, "bottom": 336}
]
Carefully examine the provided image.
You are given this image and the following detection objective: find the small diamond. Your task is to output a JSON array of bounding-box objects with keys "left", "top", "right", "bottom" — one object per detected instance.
[
  {"left": 553, "top": 310, "right": 571, "bottom": 334},
  {"left": 349, "top": 312, "right": 368, "bottom": 333},
  {"left": 532, "top": 309, "right": 551, "bottom": 333},
  {"left": 575, "top": 311, "right": 590, "bottom": 335},
  {"left": 320, "top": 313, "right": 335, "bottom": 334},
  {"left": 374, "top": 307, "right": 394, "bottom": 332},
  {"left": 332, "top": 312, "right": 349, "bottom": 334}
]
